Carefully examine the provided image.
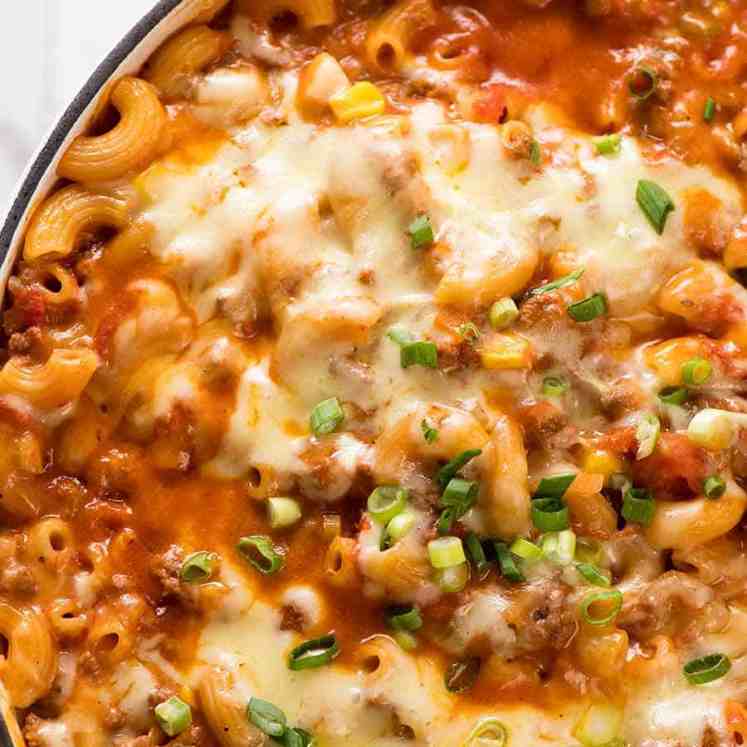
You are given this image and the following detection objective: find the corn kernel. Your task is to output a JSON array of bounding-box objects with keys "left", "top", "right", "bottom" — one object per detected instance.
[
  {"left": 583, "top": 450, "right": 622, "bottom": 479},
  {"left": 479, "top": 334, "right": 532, "bottom": 370},
  {"left": 330, "top": 82, "right": 386, "bottom": 124}
]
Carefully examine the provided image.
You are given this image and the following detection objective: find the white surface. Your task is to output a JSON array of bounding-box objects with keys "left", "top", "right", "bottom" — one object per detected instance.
[{"left": 0, "top": 0, "right": 155, "bottom": 205}]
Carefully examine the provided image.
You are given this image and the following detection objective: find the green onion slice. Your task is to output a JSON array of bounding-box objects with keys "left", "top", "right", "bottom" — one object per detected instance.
[
  {"left": 386, "top": 605, "right": 423, "bottom": 632},
  {"left": 387, "top": 326, "right": 414, "bottom": 346},
  {"left": 542, "top": 375, "right": 568, "bottom": 397},
  {"left": 581, "top": 589, "right": 623, "bottom": 626},
  {"left": 628, "top": 65, "right": 658, "bottom": 100},
  {"left": 621, "top": 487, "right": 656, "bottom": 526},
  {"left": 288, "top": 634, "right": 340, "bottom": 671},
  {"left": 444, "top": 657, "right": 481, "bottom": 693},
  {"left": 489, "top": 298, "right": 519, "bottom": 330},
  {"left": 567, "top": 293, "right": 607, "bottom": 322},
  {"left": 529, "top": 140, "right": 541, "bottom": 166},
  {"left": 434, "top": 562, "right": 470, "bottom": 593},
  {"left": 247, "top": 697, "right": 287, "bottom": 738},
  {"left": 531, "top": 268, "right": 585, "bottom": 296},
  {"left": 534, "top": 473, "right": 576, "bottom": 499},
  {"left": 703, "top": 97, "right": 716, "bottom": 123},
  {"left": 428, "top": 536, "right": 466, "bottom": 569},
  {"left": 393, "top": 630, "right": 418, "bottom": 651},
  {"left": 180, "top": 551, "right": 217, "bottom": 584},
  {"left": 658, "top": 386, "right": 689, "bottom": 406},
  {"left": 436, "top": 507, "right": 456, "bottom": 535},
  {"left": 510, "top": 537, "right": 543, "bottom": 561},
  {"left": 457, "top": 322, "right": 481, "bottom": 343},
  {"left": 441, "top": 477, "right": 479, "bottom": 510},
  {"left": 409, "top": 214, "right": 434, "bottom": 249},
  {"left": 541, "top": 529, "right": 576, "bottom": 565},
  {"left": 635, "top": 413, "right": 660, "bottom": 460},
  {"left": 401, "top": 341, "right": 438, "bottom": 369},
  {"left": 437, "top": 449, "right": 483, "bottom": 488},
  {"left": 268, "top": 497, "right": 302, "bottom": 530},
  {"left": 682, "top": 357, "right": 713, "bottom": 386},
  {"left": 593, "top": 133, "right": 621, "bottom": 156},
  {"left": 155, "top": 697, "right": 192, "bottom": 737},
  {"left": 367, "top": 486, "right": 408, "bottom": 525},
  {"left": 384, "top": 510, "right": 416, "bottom": 546},
  {"left": 465, "top": 532, "right": 491, "bottom": 576},
  {"left": 282, "top": 728, "right": 315, "bottom": 747},
  {"left": 494, "top": 541, "right": 524, "bottom": 583},
  {"left": 310, "top": 397, "right": 344, "bottom": 436},
  {"left": 463, "top": 718, "right": 508, "bottom": 747},
  {"left": 575, "top": 537, "right": 603, "bottom": 565},
  {"left": 636, "top": 179, "right": 675, "bottom": 235},
  {"left": 576, "top": 561, "right": 612, "bottom": 587},
  {"left": 421, "top": 419, "right": 439, "bottom": 444},
  {"left": 237, "top": 535, "right": 284, "bottom": 575},
  {"left": 531, "top": 497, "right": 570, "bottom": 532},
  {"left": 703, "top": 475, "right": 726, "bottom": 499},
  {"left": 683, "top": 653, "right": 731, "bottom": 685}
]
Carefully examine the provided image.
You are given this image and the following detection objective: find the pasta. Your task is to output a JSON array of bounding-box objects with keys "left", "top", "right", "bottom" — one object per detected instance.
[{"left": 5, "top": 0, "right": 747, "bottom": 745}]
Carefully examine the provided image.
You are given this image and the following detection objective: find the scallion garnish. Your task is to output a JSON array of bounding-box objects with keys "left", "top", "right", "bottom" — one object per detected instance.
[
  {"left": 155, "top": 697, "right": 192, "bottom": 737},
  {"left": 434, "top": 562, "right": 470, "bottom": 593},
  {"left": 529, "top": 140, "right": 541, "bottom": 166},
  {"left": 636, "top": 413, "right": 660, "bottom": 460},
  {"left": 180, "top": 551, "right": 217, "bottom": 584},
  {"left": 531, "top": 497, "right": 570, "bottom": 532},
  {"left": 489, "top": 297, "right": 519, "bottom": 329},
  {"left": 465, "top": 532, "right": 491, "bottom": 576},
  {"left": 567, "top": 292, "right": 607, "bottom": 322},
  {"left": 283, "top": 728, "right": 315, "bottom": 747},
  {"left": 401, "top": 340, "right": 439, "bottom": 369},
  {"left": 593, "top": 133, "right": 621, "bottom": 156},
  {"left": 628, "top": 65, "right": 658, "bottom": 101},
  {"left": 464, "top": 718, "right": 508, "bottom": 747},
  {"left": 444, "top": 657, "right": 481, "bottom": 693},
  {"left": 457, "top": 322, "right": 481, "bottom": 343},
  {"left": 367, "top": 486, "right": 408, "bottom": 525},
  {"left": 247, "top": 697, "right": 287, "bottom": 738},
  {"left": 288, "top": 634, "right": 340, "bottom": 670},
  {"left": 636, "top": 179, "right": 675, "bottom": 235},
  {"left": 576, "top": 561, "right": 611, "bottom": 587},
  {"left": 437, "top": 478, "right": 478, "bottom": 534},
  {"left": 621, "top": 487, "right": 655, "bottom": 526},
  {"left": 703, "top": 475, "right": 726, "bottom": 499},
  {"left": 682, "top": 357, "right": 713, "bottom": 386},
  {"left": 510, "top": 536, "right": 543, "bottom": 561},
  {"left": 658, "top": 386, "right": 689, "bottom": 406},
  {"left": 268, "top": 497, "right": 302, "bottom": 530},
  {"left": 386, "top": 605, "right": 423, "bottom": 632},
  {"left": 542, "top": 375, "right": 568, "bottom": 397},
  {"left": 237, "top": 535, "right": 284, "bottom": 575},
  {"left": 437, "top": 449, "right": 482, "bottom": 488},
  {"left": 428, "top": 536, "right": 466, "bottom": 568},
  {"left": 421, "top": 419, "right": 439, "bottom": 444},
  {"left": 383, "top": 510, "right": 416, "bottom": 546},
  {"left": 683, "top": 653, "right": 731, "bottom": 685},
  {"left": 310, "top": 397, "right": 344, "bottom": 436},
  {"left": 531, "top": 268, "right": 585, "bottom": 296},
  {"left": 494, "top": 541, "right": 524, "bottom": 583},
  {"left": 703, "top": 97, "right": 716, "bottom": 123},
  {"left": 408, "top": 214, "right": 434, "bottom": 249},
  {"left": 580, "top": 589, "right": 623, "bottom": 626},
  {"left": 386, "top": 326, "right": 414, "bottom": 346},
  {"left": 534, "top": 473, "right": 576, "bottom": 499}
]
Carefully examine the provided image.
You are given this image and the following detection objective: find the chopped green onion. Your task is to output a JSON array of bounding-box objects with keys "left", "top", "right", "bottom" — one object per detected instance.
[
  {"left": 436, "top": 507, "right": 456, "bottom": 535},
  {"left": 509, "top": 537, "right": 543, "bottom": 561},
  {"left": 573, "top": 703, "right": 623, "bottom": 747},
  {"left": 542, "top": 375, "right": 569, "bottom": 397},
  {"left": 683, "top": 653, "right": 731, "bottom": 685},
  {"left": 237, "top": 535, "right": 284, "bottom": 575},
  {"left": 444, "top": 657, "right": 481, "bottom": 693},
  {"left": 247, "top": 697, "right": 286, "bottom": 738},
  {"left": 155, "top": 697, "right": 192, "bottom": 737},
  {"left": 434, "top": 562, "right": 470, "bottom": 592},
  {"left": 529, "top": 140, "right": 541, "bottom": 166},
  {"left": 534, "top": 473, "right": 576, "bottom": 499},
  {"left": 581, "top": 589, "right": 623, "bottom": 626},
  {"left": 635, "top": 413, "right": 660, "bottom": 460},
  {"left": 531, "top": 268, "right": 585, "bottom": 296},
  {"left": 409, "top": 214, "right": 434, "bottom": 249},
  {"left": 628, "top": 65, "right": 658, "bottom": 101},
  {"left": 593, "top": 133, "right": 621, "bottom": 156},
  {"left": 367, "top": 486, "right": 408, "bottom": 525},
  {"left": 704, "top": 96, "right": 716, "bottom": 122},
  {"left": 310, "top": 397, "right": 344, "bottom": 436},
  {"left": 541, "top": 529, "right": 576, "bottom": 565},
  {"left": 401, "top": 341, "right": 438, "bottom": 369},
  {"left": 636, "top": 179, "right": 675, "bottom": 235},
  {"left": 437, "top": 449, "right": 483, "bottom": 488},
  {"left": 703, "top": 475, "right": 726, "bottom": 499},
  {"left": 463, "top": 717, "right": 508, "bottom": 747},
  {"left": 441, "top": 477, "right": 479, "bottom": 509},
  {"left": 387, "top": 326, "right": 414, "bottom": 346},
  {"left": 428, "top": 536, "right": 466, "bottom": 569},
  {"left": 421, "top": 419, "right": 439, "bottom": 444},
  {"left": 531, "top": 497, "right": 570, "bottom": 532},
  {"left": 575, "top": 537, "right": 603, "bottom": 565},
  {"left": 268, "top": 497, "right": 302, "bottom": 530},
  {"left": 282, "top": 728, "right": 315, "bottom": 747},
  {"left": 567, "top": 293, "right": 607, "bottom": 322},
  {"left": 494, "top": 541, "right": 524, "bottom": 583},
  {"left": 384, "top": 510, "right": 416, "bottom": 544},
  {"left": 180, "top": 551, "right": 217, "bottom": 584},
  {"left": 682, "top": 357, "right": 713, "bottom": 386},
  {"left": 621, "top": 487, "right": 656, "bottom": 526},
  {"left": 288, "top": 634, "right": 340, "bottom": 671},
  {"left": 489, "top": 297, "right": 519, "bottom": 329},
  {"left": 465, "top": 532, "right": 491, "bottom": 576},
  {"left": 576, "top": 562, "right": 611, "bottom": 587},
  {"left": 457, "top": 322, "right": 481, "bottom": 343},
  {"left": 393, "top": 630, "right": 418, "bottom": 651},
  {"left": 386, "top": 606, "right": 423, "bottom": 632},
  {"left": 658, "top": 386, "right": 689, "bottom": 406}
]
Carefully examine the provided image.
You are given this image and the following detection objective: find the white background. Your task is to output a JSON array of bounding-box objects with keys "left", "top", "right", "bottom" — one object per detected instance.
[{"left": 0, "top": 1, "right": 155, "bottom": 206}]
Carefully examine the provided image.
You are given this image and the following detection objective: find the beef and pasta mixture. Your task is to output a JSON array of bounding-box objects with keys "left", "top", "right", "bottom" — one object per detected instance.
[{"left": 5, "top": 0, "right": 747, "bottom": 744}]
